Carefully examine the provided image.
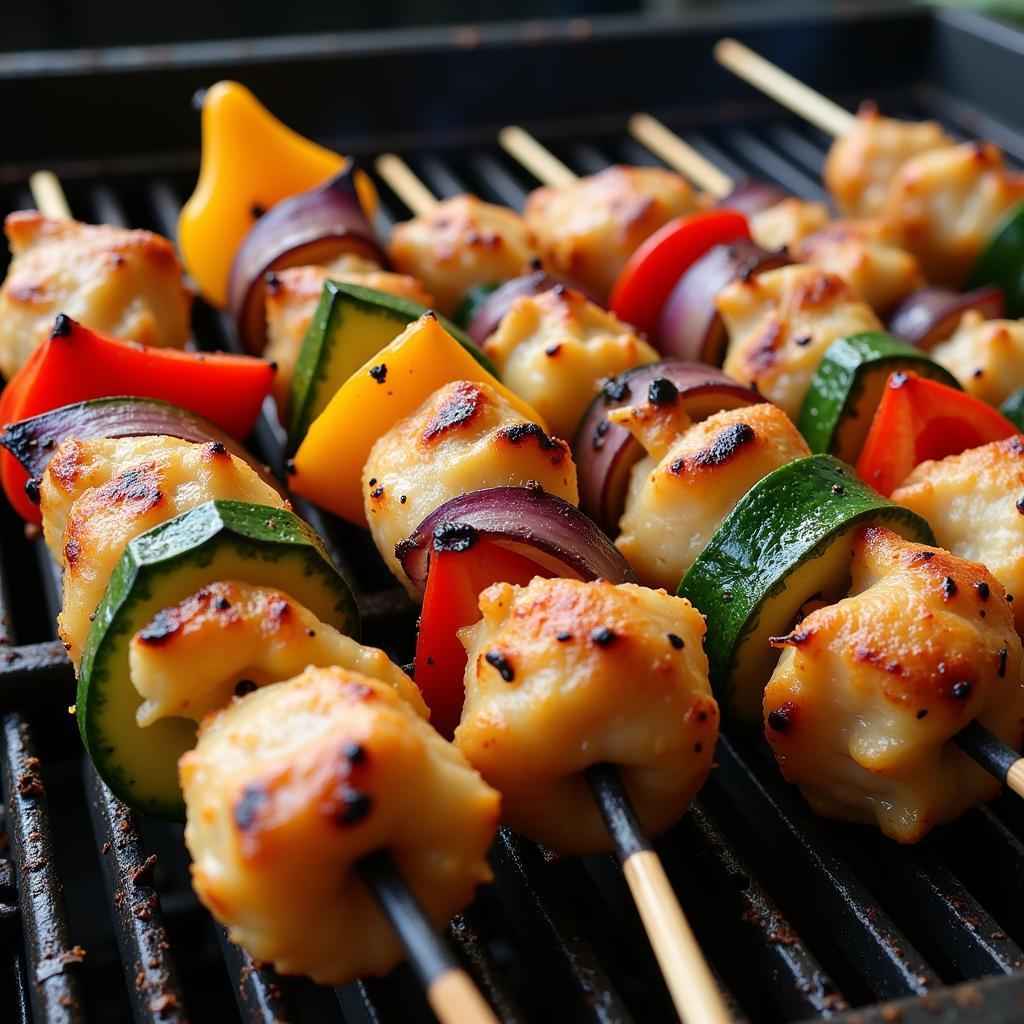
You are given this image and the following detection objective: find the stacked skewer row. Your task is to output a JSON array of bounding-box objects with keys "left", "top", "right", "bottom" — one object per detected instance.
[{"left": 4, "top": 37, "right": 1024, "bottom": 1023}]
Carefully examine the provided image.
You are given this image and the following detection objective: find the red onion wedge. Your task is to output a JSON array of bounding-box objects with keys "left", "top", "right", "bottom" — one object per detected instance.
[
  {"left": 656, "top": 241, "right": 790, "bottom": 364},
  {"left": 398, "top": 486, "right": 637, "bottom": 595},
  {"left": 1, "top": 396, "right": 282, "bottom": 498},
  {"left": 574, "top": 360, "right": 761, "bottom": 533},
  {"left": 228, "top": 164, "right": 387, "bottom": 355},
  {"left": 718, "top": 181, "right": 791, "bottom": 218},
  {"left": 887, "top": 284, "right": 1006, "bottom": 349}
]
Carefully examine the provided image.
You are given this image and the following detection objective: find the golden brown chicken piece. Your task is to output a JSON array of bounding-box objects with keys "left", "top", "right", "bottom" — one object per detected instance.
[
  {"left": 524, "top": 165, "right": 698, "bottom": 299},
  {"left": 791, "top": 219, "right": 925, "bottom": 316},
  {"left": 363, "top": 380, "right": 577, "bottom": 594},
  {"left": 892, "top": 438, "right": 1024, "bottom": 636},
  {"left": 884, "top": 142, "right": 1024, "bottom": 286},
  {"left": 39, "top": 436, "right": 285, "bottom": 664},
  {"left": 613, "top": 403, "right": 810, "bottom": 591},
  {"left": 749, "top": 197, "right": 830, "bottom": 252},
  {"left": 455, "top": 577, "right": 718, "bottom": 855},
  {"left": 182, "top": 666, "right": 500, "bottom": 984},
  {"left": 129, "top": 580, "right": 426, "bottom": 727},
  {"left": 0, "top": 211, "right": 191, "bottom": 378},
  {"left": 823, "top": 106, "right": 954, "bottom": 219},
  {"left": 719, "top": 265, "right": 882, "bottom": 418},
  {"left": 482, "top": 286, "right": 658, "bottom": 438},
  {"left": 264, "top": 256, "right": 434, "bottom": 418},
  {"left": 388, "top": 194, "right": 535, "bottom": 316},
  {"left": 764, "top": 526, "right": 1024, "bottom": 843},
  {"left": 929, "top": 311, "right": 1024, "bottom": 405}
]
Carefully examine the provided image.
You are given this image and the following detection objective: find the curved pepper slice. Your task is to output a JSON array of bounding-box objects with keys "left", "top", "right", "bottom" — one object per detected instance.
[
  {"left": 178, "top": 81, "right": 378, "bottom": 307},
  {"left": 0, "top": 316, "right": 274, "bottom": 524},
  {"left": 856, "top": 370, "right": 1018, "bottom": 497},
  {"left": 289, "top": 313, "right": 541, "bottom": 527}
]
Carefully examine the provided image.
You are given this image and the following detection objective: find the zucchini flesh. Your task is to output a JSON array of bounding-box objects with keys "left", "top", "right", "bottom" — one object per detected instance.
[
  {"left": 797, "top": 332, "right": 961, "bottom": 461},
  {"left": 77, "top": 499, "right": 358, "bottom": 820},
  {"left": 287, "top": 281, "right": 493, "bottom": 451},
  {"left": 678, "top": 454, "right": 934, "bottom": 729}
]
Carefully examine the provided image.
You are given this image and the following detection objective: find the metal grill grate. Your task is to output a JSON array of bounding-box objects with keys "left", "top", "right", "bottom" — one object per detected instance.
[{"left": 2, "top": 5, "right": 1024, "bottom": 1021}]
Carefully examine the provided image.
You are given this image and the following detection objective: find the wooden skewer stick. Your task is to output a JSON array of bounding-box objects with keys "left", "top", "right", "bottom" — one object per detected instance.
[
  {"left": 955, "top": 720, "right": 1024, "bottom": 799},
  {"left": 375, "top": 153, "right": 440, "bottom": 217},
  {"left": 713, "top": 37, "right": 856, "bottom": 139},
  {"left": 358, "top": 851, "right": 499, "bottom": 1024},
  {"left": 628, "top": 114, "right": 734, "bottom": 199},
  {"left": 29, "top": 170, "right": 73, "bottom": 221},
  {"left": 586, "top": 764, "right": 731, "bottom": 1024},
  {"left": 498, "top": 125, "right": 578, "bottom": 187}
]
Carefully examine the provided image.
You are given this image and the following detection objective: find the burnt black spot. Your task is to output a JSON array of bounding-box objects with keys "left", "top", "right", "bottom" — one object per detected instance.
[
  {"left": 343, "top": 742, "right": 367, "bottom": 765},
  {"left": 215, "top": 597, "right": 231, "bottom": 611},
  {"left": 694, "top": 742, "right": 703, "bottom": 753},
  {"left": 592, "top": 419, "right": 610, "bottom": 451},
  {"left": 100, "top": 465, "right": 163, "bottom": 511},
  {"left": 500, "top": 422, "right": 562, "bottom": 451},
  {"left": 433, "top": 522, "right": 478, "bottom": 554},
  {"left": 234, "top": 679, "right": 257, "bottom": 697},
  {"left": 50, "top": 314, "right": 73, "bottom": 339},
  {"left": 942, "top": 576, "right": 958, "bottom": 600},
  {"left": 207, "top": 441, "right": 227, "bottom": 456},
  {"left": 485, "top": 650, "right": 515, "bottom": 682},
  {"left": 369, "top": 363, "right": 388, "bottom": 384},
  {"left": 912, "top": 550, "right": 935, "bottom": 562},
  {"left": 673, "top": 423, "right": 755, "bottom": 472},
  {"left": 975, "top": 581, "right": 990, "bottom": 601},
  {"left": 767, "top": 702, "right": 796, "bottom": 733},
  {"left": 336, "top": 788, "right": 373, "bottom": 826},
  {"left": 64, "top": 538, "right": 80, "bottom": 568},
  {"left": 647, "top": 378, "right": 678, "bottom": 406},
  {"left": 1016, "top": 495, "right": 1024, "bottom": 515},
  {"left": 422, "top": 383, "right": 482, "bottom": 440},
  {"left": 952, "top": 681, "right": 972, "bottom": 700},
  {"left": 368, "top": 477, "right": 377, "bottom": 487},
  {"left": 24, "top": 478, "right": 41, "bottom": 505},
  {"left": 590, "top": 627, "right": 617, "bottom": 648},
  {"left": 251, "top": 203, "right": 266, "bottom": 219},
  {"left": 265, "top": 271, "right": 281, "bottom": 293},
  {"left": 999, "top": 648, "right": 1008, "bottom": 679},
  {"left": 400, "top": 495, "right": 407, "bottom": 504},
  {"left": 556, "top": 631, "right": 573, "bottom": 643},
  {"left": 794, "top": 335, "right": 813, "bottom": 347},
  {"left": 831, "top": 484, "right": 844, "bottom": 496},
  {"left": 602, "top": 378, "right": 630, "bottom": 404},
  {"left": 370, "top": 486, "right": 384, "bottom": 499},
  {"left": 136, "top": 607, "right": 181, "bottom": 646},
  {"left": 285, "top": 459, "right": 297, "bottom": 475},
  {"left": 234, "top": 785, "right": 269, "bottom": 830},
  {"left": 916, "top": 709, "right": 928, "bottom": 720},
  {"left": 545, "top": 343, "right": 562, "bottom": 357},
  {"left": 667, "top": 633, "right": 685, "bottom": 650}
]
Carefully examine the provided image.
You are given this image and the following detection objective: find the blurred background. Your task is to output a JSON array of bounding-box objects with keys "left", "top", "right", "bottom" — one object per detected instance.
[{"left": 5, "top": 0, "right": 1022, "bottom": 52}]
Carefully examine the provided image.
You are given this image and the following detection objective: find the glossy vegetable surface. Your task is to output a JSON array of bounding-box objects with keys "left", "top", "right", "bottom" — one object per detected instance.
[
  {"left": 887, "top": 285, "right": 1005, "bottom": 349},
  {"left": 970, "top": 199, "right": 1024, "bottom": 318}
]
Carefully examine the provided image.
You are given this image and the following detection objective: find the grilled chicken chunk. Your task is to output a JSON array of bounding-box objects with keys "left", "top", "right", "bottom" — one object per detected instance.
[
  {"left": 364, "top": 380, "right": 577, "bottom": 594},
  {"left": 482, "top": 286, "right": 658, "bottom": 438},
  {"left": 749, "top": 197, "right": 829, "bottom": 252},
  {"left": 929, "top": 311, "right": 1024, "bottom": 405},
  {"left": 181, "top": 666, "right": 499, "bottom": 984},
  {"left": 388, "top": 194, "right": 536, "bottom": 316},
  {"left": 719, "top": 265, "right": 882, "bottom": 418},
  {"left": 130, "top": 580, "right": 426, "bottom": 727},
  {"left": 884, "top": 142, "right": 1024, "bottom": 286},
  {"left": 613, "top": 403, "right": 810, "bottom": 591},
  {"left": 791, "top": 218, "right": 925, "bottom": 315},
  {"left": 764, "top": 526, "right": 1024, "bottom": 843},
  {"left": 524, "top": 165, "right": 698, "bottom": 299},
  {"left": 264, "top": 256, "right": 433, "bottom": 418},
  {"left": 823, "top": 106, "right": 954, "bottom": 219},
  {"left": 0, "top": 211, "right": 191, "bottom": 378},
  {"left": 892, "top": 437, "right": 1024, "bottom": 636},
  {"left": 456, "top": 577, "right": 718, "bottom": 855},
  {"left": 39, "top": 436, "right": 285, "bottom": 665}
]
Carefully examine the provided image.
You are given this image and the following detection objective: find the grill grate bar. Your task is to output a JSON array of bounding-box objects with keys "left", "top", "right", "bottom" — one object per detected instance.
[{"left": 216, "top": 926, "right": 297, "bottom": 1024}]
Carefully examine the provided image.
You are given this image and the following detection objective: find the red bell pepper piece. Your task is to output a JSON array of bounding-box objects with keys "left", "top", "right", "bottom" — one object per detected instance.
[
  {"left": 856, "top": 370, "right": 1018, "bottom": 497},
  {"left": 609, "top": 209, "right": 750, "bottom": 339},
  {"left": 414, "top": 541, "right": 551, "bottom": 738},
  {"left": 1, "top": 316, "right": 274, "bottom": 523}
]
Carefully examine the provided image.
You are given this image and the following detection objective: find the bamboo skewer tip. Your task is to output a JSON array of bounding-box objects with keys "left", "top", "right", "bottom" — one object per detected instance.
[
  {"left": 374, "top": 153, "right": 439, "bottom": 218},
  {"left": 29, "top": 170, "right": 73, "bottom": 221},
  {"left": 498, "top": 125, "right": 578, "bottom": 187},
  {"left": 627, "top": 112, "right": 734, "bottom": 199}
]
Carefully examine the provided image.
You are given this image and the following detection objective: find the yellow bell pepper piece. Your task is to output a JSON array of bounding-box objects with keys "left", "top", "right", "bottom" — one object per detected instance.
[
  {"left": 178, "top": 81, "right": 378, "bottom": 308},
  {"left": 291, "top": 314, "right": 544, "bottom": 526}
]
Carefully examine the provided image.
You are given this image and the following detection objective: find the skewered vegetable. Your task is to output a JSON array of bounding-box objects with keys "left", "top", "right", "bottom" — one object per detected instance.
[
  {"left": 887, "top": 285, "right": 1005, "bottom": 349},
  {"left": 855, "top": 371, "right": 1018, "bottom": 496},
  {"left": 0, "top": 211, "right": 191, "bottom": 378},
  {"left": 929, "top": 311, "right": 1024, "bottom": 405},
  {"left": 464, "top": 268, "right": 560, "bottom": 344},
  {"left": 524, "top": 165, "right": 699, "bottom": 299},
  {"left": 290, "top": 313, "right": 539, "bottom": 526},
  {"left": 891, "top": 437, "right": 1024, "bottom": 636},
  {"left": 363, "top": 381, "right": 577, "bottom": 593},
  {"left": 388, "top": 194, "right": 536, "bottom": 316},
  {"left": 970, "top": 199, "right": 1024, "bottom": 317},
  {"left": 1002, "top": 388, "right": 1024, "bottom": 430},
  {"left": 181, "top": 665, "right": 499, "bottom": 982},
  {"left": 764, "top": 526, "right": 1024, "bottom": 842},
  {"left": 455, "top": 576, "right": 717, "bottom": 855},
  {"left": 177, "top": 81, "right": 377, "bottom": 306},
  {"left": 481, "top": 285, "right": 658, "bottom": 438},
  {"left": 797, "top": 333, "right": 960, "bottom": 461},
  {"left": 614, "top": 402, "right": 810, "bottom": 591},
  {"left": 679, "top": 454, "right": 933, "bottom": 727}
]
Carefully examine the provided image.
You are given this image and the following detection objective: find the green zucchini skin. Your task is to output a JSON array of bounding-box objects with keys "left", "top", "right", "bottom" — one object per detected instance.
[
  {"left": 453, "top": 282, "right": 500, "bottom": 328},
  {"left": 1001, "top": 388, "right": 1024, "bottom": 432},
  {"left": 77, "top": 499, "right": 359, "bottom": 820},
  {"left": 797, "top": 332, "right": 961, "bottom": 461},
  {"left": 970, "top": 198, "right": 1024, "bottom": 318},
  {"left": 677, "top": 454, "right": 934, "bottom": 730},
  {"left": 287, "top": 281, "right": 496, "bottom": 452}
]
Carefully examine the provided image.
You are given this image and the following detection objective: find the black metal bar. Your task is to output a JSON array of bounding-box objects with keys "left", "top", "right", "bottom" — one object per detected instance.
[
  {"left": 955, "top": 721, "right": 1020, "bottom": 784},
  {"left": 216, "top": 926, "right": 297, "bottom": 1024},
  {"left": 448, "top": 911, "right": 527, "bottom": 1024},
  {"left": 0, "top": 642, "right": 73, "bottom": 712}
]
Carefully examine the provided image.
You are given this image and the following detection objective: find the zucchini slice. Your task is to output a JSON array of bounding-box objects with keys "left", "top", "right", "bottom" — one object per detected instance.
[
  {"left": 77, "top": 499, "right": 358, "bottom": 820},
  {"left": 1001, "top": 387, "right": 1024, "bottom": 432},
  {"left": 970, "top": 198, "right": 1024, "bottom": 318},
  {"left": 797, "top": 333, "right": 960, "bottom": 461},
  {"left": 287, "top": 281, "right": 494, "bottom": 451},
  {"left": 678, "top": 455, "right": 933, "bottom": 729}
]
